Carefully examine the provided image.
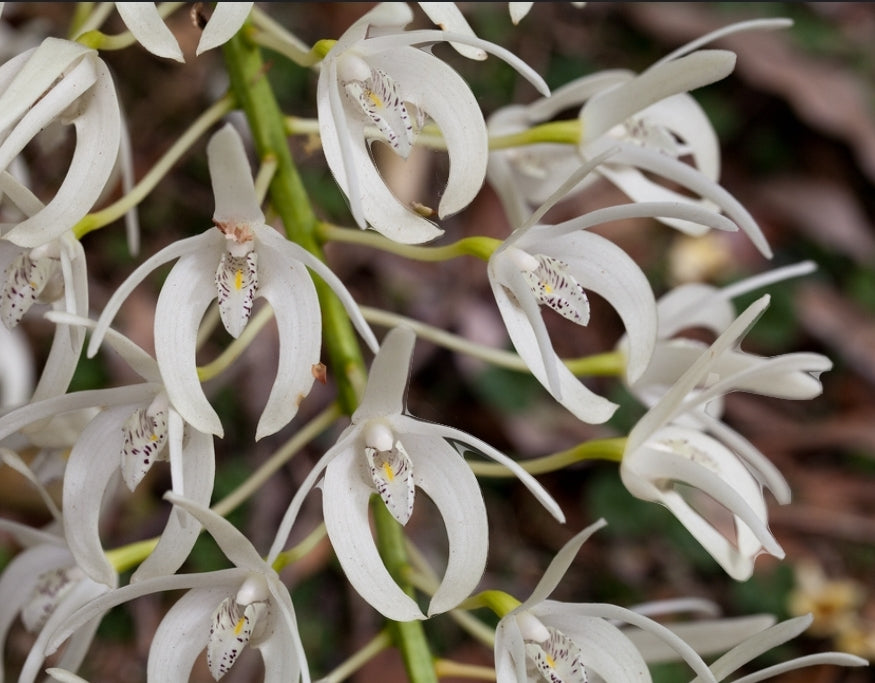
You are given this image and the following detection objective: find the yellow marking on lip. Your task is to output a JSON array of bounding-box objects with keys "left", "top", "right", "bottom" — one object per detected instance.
[
  {"left": 234, "top": 269, "right": 243, "bottom": 290},
  {"left": 546, "top": 653, "right": 556, "bottom": 668},
  {"left": 543, "top": 283, "right": 553, "bottom": 294},
  {"left": 234, "top": 616, "right": 246, "bottom": 636},
  {"left": 367, "top": 91, "right": 384, "bottom": 109},
  {"left": 382, "top": 462, "right": 395, "bottom": 482}
]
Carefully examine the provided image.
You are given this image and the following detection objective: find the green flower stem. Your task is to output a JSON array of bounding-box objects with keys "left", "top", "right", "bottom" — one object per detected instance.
[
  {"left": 468, "top": 437, "right": 627, "bottom": 478},
  {"left": 372, "top": 496, "right": 439, "bottom": 683},
  {"left": 250, "top": 6, "right": 334, "bottom": 67},
  {"left": 285, "top": 117, "right": 582, "bottom": 150},
  {"left": 271, "top": 522, "right": 328, "bottom": 573},
  {"left": 318, "top": 222, "right": 501, "bottom": 261},
  {"left": 317, "top": 630, "right": 393, "bottom": 683},
  {"left": 223, "top": 30, "right": 436, "bottom": 683},
  {"left": 69, "top": 3, "right": 115, "bottom": 39},
  {"left": 361, "top": 306, "right": 625, "bottom": 377},
  {"left": 75, "top": 2, "right": 185, "bottom": 50},
  {"left": 106, "top": 538, "right": 159, "bottom": 574},
  {"left": 433, "top": 660, "right": 497, "bottom": 681},
  {"left": 197, "top": 304, "right": 274, "bottom": 382},
  {"left": 74, "top": 95, "right": 234, "bottom": 239},
  {"left": 463, "top": 590, "right": 522, "bottom": 618},
  {"left": 223, "top": 30, "right": 366, "bottom": 414}
]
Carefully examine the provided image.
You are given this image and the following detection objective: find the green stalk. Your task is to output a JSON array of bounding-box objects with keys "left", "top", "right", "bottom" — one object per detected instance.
[
  {"left": 222, "top": 28, "right": 436, "bottom": 682},
  {"left": 372, "top": 497, "right": 439, "bottom": 683}
]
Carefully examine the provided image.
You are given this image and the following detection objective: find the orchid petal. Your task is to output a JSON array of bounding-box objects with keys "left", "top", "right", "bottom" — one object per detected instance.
[
  {"left": 366, "top": 46, "right": 489, "bottom": 219},
  {"left": 582, "top": 50, "right": 735, "bottom": 142},
  {"left": 62, "top": 405, "right": 131, "bottom": 587},
  {"left": 42, "top": 618, "right": 100, "bottom": 683},
  {"left": 88, "top": 231, "right": 216, "bottom": 358},
  {"left": 354, "top": 325, "right": 414, "bottom": 422},
  {"left": 730, "top": 653, "right": 868, "bottom": 683},
  {"left": 260, "top": 575, "right": 309, "bottom": 683},
  {"left": 509, "top": 3, "right": 534, "bottom": 25},
  {"left": 196, "top": 2, "right": 252, "bottom": 56},
  {"left": 321, "top": 447, "right": 425, "bottom": 621},
  {"left": 207, "top": 123, "right": 265, "bottom": 228},
  {"left": 248, "top": 237, "right": 320, "bottom": 438},
  {"left": 132, "top": 426, "right": 216, "bottom": 582},
  {"left": 418, "top": 2, "right": 487, "bottom": 60},
  {"left": 400, "top": 431, "right": 489, "bottom": 615},
  {"left": 534, "top": 607, "right": 651, "bottom": 682},
  {"left": 520, "top": 519, "right": 607, "bottom": 611},
  {"left": 495, "top": 617, "right": 528, "bottom": 683},
  {"left": 115, "top": 3, "right": 184, "bottom": 62},
  {"left": 5, "top": 58, "right": 121, "bottom": 247},
  {"left": 119, "top": 395, "right": 168, "bottom": 491},
  {"left": 154, "top": 249, "right": 225, "bottom": 437}
]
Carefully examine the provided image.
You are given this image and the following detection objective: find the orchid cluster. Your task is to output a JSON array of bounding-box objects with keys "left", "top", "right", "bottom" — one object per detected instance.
[{"left": 0, "top": 3, "right": 868, "bottom": 683}]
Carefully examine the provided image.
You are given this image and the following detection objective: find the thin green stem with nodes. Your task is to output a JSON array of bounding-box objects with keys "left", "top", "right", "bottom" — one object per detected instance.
[
  {"left": 222, "top": 27, "right": 437, "bottom": 683},
  {"left": 73, "top": 95, "right": 234, "bottom": 239},
  {"left": 467, "top": 437, "right": 627, "bottom": 477}
]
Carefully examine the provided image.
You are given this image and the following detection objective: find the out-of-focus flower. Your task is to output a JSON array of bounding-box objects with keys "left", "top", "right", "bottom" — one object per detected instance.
[
  {"left": 88, "top": 124, "right": 378, "bottom": 439},
  {"left": 46, "top": 494, "right": 309, "bottom": 682},
  {"left": 788, "top": 561, "right": 866, "bottom": 639},
  {"left": 488, "top": 191, "right": 739, "bottom": 424},
  {"left": 113, "top": 2, "right": 253, "bottom": 62},
  {"left": 495, "top": 520, "right": 720, "bottom": 682},
  {"left": 317, "top": 2, "right": 549, "bottom": 244},
  {"left": 0, "top": 38, "right": 121, "bottom": 248},
  {"left": 621, "top": 295, "right": 832, "bottom": 579},
  {"left": 269, "top": 326, "right": 564, "bottom": 622}
]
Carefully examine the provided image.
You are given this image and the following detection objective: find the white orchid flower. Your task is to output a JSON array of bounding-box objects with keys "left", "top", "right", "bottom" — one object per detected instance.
[
  {"left": 269, "top": 326, "right": 564, "bottom": 622},
  {"left": 487, "top": 189, "right": 741, "bottom": 424},
  {"left": 46, "top": 494, "right": 309, "bottom": 683},
  {"left": 88, "top": 124, "right": 378, "bottom": 439},
  {"left": 621, "top": 295, "right": 832, "bottom": 580},
  {"left": 114, "top": 2, "right": 253, "bottom": 62},
  {"left": 0, "top": 515, "right": 112, "bottom": 683},
  {"left": 486, "top": 21, "right": 787, "bottom": 258},
  {"left": 317, "top": 2, "right": 549, "bottom": 244},
  {"left": 0, "top": 315, "right": 215, "bottom": 588},
  {"left": 0, "top": 175, "right": 88, "bottom": 403},
  {"left": 0, "top": 37, "right": 120, "bottom": 248},
  {"left": 495, "top": 519, "right": 720, "bottom": 683}
]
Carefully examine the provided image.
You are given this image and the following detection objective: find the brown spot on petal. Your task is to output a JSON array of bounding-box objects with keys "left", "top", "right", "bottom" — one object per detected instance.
[
  {"left": 311, "top": 362, "right": 327, "bottom": 384},
  {"left": 214, "top": 220, "right": 255, "bottom": 243},
  {"left": 295, "top": 393, "right": 306, "bottom": 407}
]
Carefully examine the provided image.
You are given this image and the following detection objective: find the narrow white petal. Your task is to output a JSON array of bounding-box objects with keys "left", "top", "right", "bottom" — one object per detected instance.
[
  {"left": 260, "top": 575, "right": 309, "bottom": 683},
  {"left": 207, "top": 123, "right": 265, "bottom": 229},
  {"left": 132, "top": 427, "right": 216, "bottom": 582},
  {"left": 5, "top": 58, "right": 121, "bottom": 248},
  {"left": 251, "top": 232, "right": 321, "bottom": 440},
  {"left": 164, "top": 493, "right": 267, "bottom": 572},
  {"left": 653, "top": 18, "right": 794, "bottom": 68},
  {"left": 583, "top": 50, "right": 735, "bottom": 142},
  {"left": 418, "top": 3, "right": 487, "bottom": 59},
  {"left": 115, "top": 3, "right": 184, "bottom": 61},
  {"left": 62, "top": 405, "right": 131, "bottom": 587},
  {"left": 509, "top": 3, "right": 534, "bottom": 25},
  {"left": 154, "top": 252, "right": 225, "bottom": 437},
  {"left": 400, "top": 432, "right": 489, "bottom": 615},
  {"left": 495, "top": 618, "right": 528, "bottom": 683},
  {"left": 322, "top": 447, "right": 425, "bottom": 621},
  {"left": 521, "top": 520, "right": 607, "bottom": 610},
  {"left": 730, "top": 653, "right": 868, "bottom": 683},
  {"left": 88, "top": 231, "right": 217, "bottom": 358},
  {"left": 0, "top": 449, "right": 62, "bottom": 521},
  {"left": 196, "top": 2, "right": 252, "bottom": 55},
  {"left": 354, "top": 325, "right": 414, "bottom": 423}
]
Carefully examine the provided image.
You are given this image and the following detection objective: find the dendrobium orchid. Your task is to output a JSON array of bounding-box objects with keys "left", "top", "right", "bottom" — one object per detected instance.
[
  {"left": 621, "top": 295, "right": 832, "bottom": 580},
  {"left": 487, "top": 192, "right": 741, "bottom": 424},
  {"left": 269, "top": 326, "right": 565, "bottom": 622},
  {"left": 113, "top": 2, "right": 253, "bottom": 62},
  {"left": 87, "top": 124, "right": 378, "bottom": 439},
  {"left": 495, "top": 519, "right": 720, "bottom": 683},
  {"left": 0, "top": 37, "right": 120, "bottom": 248},
  {"left": 0, "top": 317, "right": 216, "bottom": 587},
  {"left": 317, "top": 2, "right": 550, "bottom": 244},
  {"left": 45, "top": 494, "right": 309, "bottom": 683}
]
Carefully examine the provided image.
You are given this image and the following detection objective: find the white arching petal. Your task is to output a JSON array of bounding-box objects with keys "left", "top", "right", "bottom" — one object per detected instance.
[
  {"left": 402, "top": 431, "right": 489, "bottom": 615},
  {"left": 321, "top": 447, "right": 425, "bottom": 621},
  {"left": 509, "top": 2, "right": 534, "bottom": 25},
  {"left": 115, "top": 3, "right": 184, "bottom": 62},
  {"left": 131, "top": 426, "right": 216, "bottom": 582},
  {"left": 154, "top": 251, "right": 225, "bottom": 437},
  {"left": 495, "top": 616, "right": 528, "bottom": 683},
  {"left": 5, "top": 58, "right": 121, "bottom": 248},
  {"left": 259, "top": 576, "right": 309, "bottom": 683},
  {"left": 367, "top": 47, "right": 488, "bottom": 220},
  {"left": 62, "top": 405, "right": 132, "bottom": 587},
  {"left": 196, "top": 2, "right": 253, "bottom": 55},
  {"left": 251, "top": 231, "right": 321, "bottom": 439},
  {"left": 418, "top": 2, "right": 487, "bottom": 59}
]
